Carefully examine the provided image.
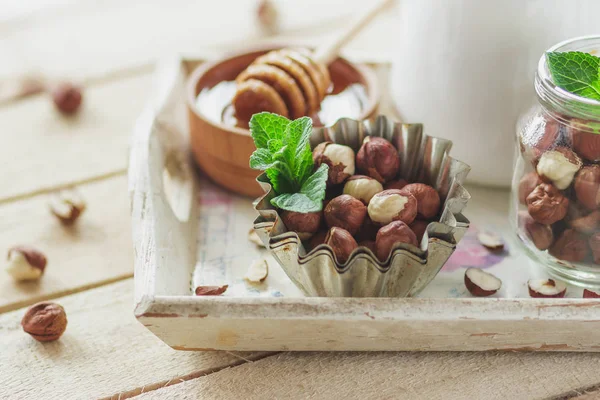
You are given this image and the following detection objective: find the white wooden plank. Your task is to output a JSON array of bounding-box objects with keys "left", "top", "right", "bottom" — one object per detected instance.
[
  {"left": 0, "top": 72, "right": 151, "bottom": 203},
  {"left": 134, "top": 351, "right": 600, "bottom": 400},
  {"left": 0, "top": 175, "right": 132, "bottom": 312},
  {"left": 0, "top": 279, "right": 269, "bottom": 400}
]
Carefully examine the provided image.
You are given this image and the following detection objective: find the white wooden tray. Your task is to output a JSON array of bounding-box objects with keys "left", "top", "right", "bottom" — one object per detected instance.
[{"left": 129, "top": 55, "right": 600, "bottom": 352}]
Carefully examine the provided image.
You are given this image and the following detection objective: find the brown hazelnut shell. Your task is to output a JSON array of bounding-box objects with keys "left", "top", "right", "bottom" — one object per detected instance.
[
  {"left": 518, "top": 172, "right": 543, "bottom": 205},
  {"left": 409, "top": 220, "right": 429, "bottom": 243},
  {"left": 401, "top": 183, "right": 441, "bottom": 219},
  {"left": 526, "top": 183, "right": 569, "bottom": 225},
  {"left": 313, "top": 142, "right": 352, "bottom": 185},
  {"left": 280, "top": 210, "right": 322, "bottom": 240},
  {"left": 52, "top": 82, "right": 83, "bottom": 115},
  {"left": 548, "top": 229, "right": 589, "bottom": 263},
  {"left": 574, "top": 165, "right": 600, "bottom": 210},
  {"left": 375, "top": 220, "right": 418, "bottom": 261},
  {"left": 520, "top": 212, "right": 553, "bottom": 251},
  {"left": 324, "top": 227, "right": 358, "bottom": 264},
  {"left": 324, "top": 194, "right": 367, "bottom": 235},
  {"left": 356, "top": 136, "right": 400, "bottom": 183},
  {"left": 21, "top": 302, "right": 67, "bottom": 342}
]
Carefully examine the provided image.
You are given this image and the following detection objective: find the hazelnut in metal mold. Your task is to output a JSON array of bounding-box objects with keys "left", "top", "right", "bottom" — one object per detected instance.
[
  {"left": 368, "top": 189, "right": 417, "bottom": 226},
  {"left": 356, "top": 136, "right": 400, "bottom": 183},
  {"left": 401, "top": 183, "right": 441, "bottom": 219},
  {"left": 324, "top": 227, "right": 357, "bottom": 264},
  {"left": 313, "top": 142, "right": 356, "bottom": 185},
  {"left": 375, "top": 220, "right": 418, "bottom": 261},
  {"left": 324, "top": 194, "right": 366, "bottom": 236},
  {"left": 342, "top": 175, "right": 383, "bottom": 205}
]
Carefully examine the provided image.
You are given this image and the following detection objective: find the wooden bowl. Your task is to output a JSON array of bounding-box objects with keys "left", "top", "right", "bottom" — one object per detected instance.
[{"left": 186, "top": 46, "right": 380, "bottom": 197}]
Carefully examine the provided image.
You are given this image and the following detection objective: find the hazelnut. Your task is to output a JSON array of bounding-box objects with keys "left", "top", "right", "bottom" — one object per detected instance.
[
  {"left": 358, "top": 240, "right": 377, "bottom": 253},
  {"left": 536, "top": 147, "right": 581, "bottom": 190},
  {"left": 48, "top": 189, "right": 86, "bottom": 226},
  {"left": 356, "top": 136, "right": 400, "bottom": 183},
  {"left": 6, "top": 246, "right": 47, "bottom": 282},
  {"left": 520, "top": 212, "right": 553, "bottom": 250},
  {"left": 324, "top": 194, "right": 366, "bottom": 235},
  {"left": 409, "top": 220, "right": 428, "bottom": 243},
  {"left": 526, "top": 183, "right": 569, "bottom": 225},
  {"left": 244, "top": 259, "right": 268, "bottom": 283},
  {"left": 342, "top": 175, "right": 383, "bottom": 204},
  {"left": 589, "top": 233, "right": 600, "bottom": 264},
  {"left": 375, "top": 221, "right": 418, "bottom": 261},
  {"left": 583, "top": 289, "right": 600, "bottom": 298},
  {"left": 195, "top": 285, "right": 228, "bottom": 296},
  {"left": 401, "top": 183, "right": 441, "bottom": 219},
  {"left": 528, "top": 279, "right": 567, "bottom": 298},
  {"left": 313, "top": 142, "right": 355, "bottom": 185},
  {"left": 548, "top": 229, "right": 589, "bottom": 262},
  {"left": 568, "top": 210, "right": 600, "bottom": 234},
  {"left": 21, "top": 302, "right": 67, "bottom": 342},
  {"left": 52, "top": 82, "right": 83, "bottom": 115},
  {"left": 477, "top": 231, "right": 504, "bottom": 252},
  {"left": 324, "top": 227, "right": 358, "bottom": 264},
  {"left": 574, "top": 165, "right": 600, "bottom": 210},
  {"left": 368, "top": 189, "right": 417, "bottom": 225},
  {"left": 570, "top": 118, "right": 600, "bottom": 161},
  {"left": 384, "top": 179, "right": 408, "bottom": 191},
  {"left": 464, "top": 268, "right": 502, "bottom": 297},
  {"left": 518, "top": 172, "right": 543, "bottom": 205},
  {"left": 281, "top": 210, "right": 322, "bottom": 240}
]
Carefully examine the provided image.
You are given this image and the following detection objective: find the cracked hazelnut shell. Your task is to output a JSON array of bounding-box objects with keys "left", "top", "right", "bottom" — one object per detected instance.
[
  {"left": 313, "top": 142, "right": 355, "bottom": 185},
  {"left": 548, "top": 228, "right": 589, "bottom": 262},
  {"left": 281, "top": 210, "right": 322, "bottom": 240},
  {"left": 6, "top": 246, "right": 47, "bottom": 282},
  {"left": 401, "top": 183, "right": 441, "bottom": 219},
  {"left": 356, "top": 136, "right": 400, "bottom": 183},
  {"left": 574, "top": 165, "right": 600, "bottom": 210},
  {"left": 518, "top": 172, "right": 543, "bottom": 205},
  {"left": 324, "top": 227, "right": 358, "bottom": 264},
  {"left": 375, "top": 220, "right": 418, "bottom": 261},
  {"left": 48, "top": 189, "right": 86, "bottom": 225},
  {"left": 324, "top": 194, "right": 366, "bottom": 235},
  {"left": 21, "top": 302, "right": 67, "bottom": 342},
  {"left": 368, "top": 189, "right": 418, "bottom": 225},
  {"left": 526, "top": 183, "right": 569, "bottom": 225}
]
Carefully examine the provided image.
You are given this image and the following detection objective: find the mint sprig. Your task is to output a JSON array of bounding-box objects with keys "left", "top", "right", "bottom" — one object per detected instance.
[
  {"left": 546, "top": 51, "right": 600, "bottom": 101},
  {"left": 249, "top": 112, "right": 328, "bottom": 213}
]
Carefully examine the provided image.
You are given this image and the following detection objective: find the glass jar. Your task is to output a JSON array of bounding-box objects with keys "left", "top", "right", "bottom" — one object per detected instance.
[{"left": 512, "top": 35, "right": 600, "bottom": 287}]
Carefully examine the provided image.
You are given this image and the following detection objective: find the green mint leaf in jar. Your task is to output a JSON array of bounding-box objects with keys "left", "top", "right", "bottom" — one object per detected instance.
[{"left": 546, "top": 51, "right": 600, "bottom": 101}]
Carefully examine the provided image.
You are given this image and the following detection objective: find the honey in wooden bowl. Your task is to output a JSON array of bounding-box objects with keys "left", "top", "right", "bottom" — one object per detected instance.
[{"left": 187, "top": 46, "right": 379, "bottom": 197}]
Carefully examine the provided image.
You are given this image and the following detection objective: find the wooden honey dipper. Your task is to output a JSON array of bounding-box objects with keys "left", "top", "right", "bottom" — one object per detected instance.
[{"left": 233, "top": 0, "right": 393, "bottom": 122}]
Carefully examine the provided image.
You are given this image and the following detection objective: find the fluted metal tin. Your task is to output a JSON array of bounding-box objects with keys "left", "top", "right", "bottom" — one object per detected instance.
[{"left": 253, "top": 115, "right": 471, "bottom": 297}]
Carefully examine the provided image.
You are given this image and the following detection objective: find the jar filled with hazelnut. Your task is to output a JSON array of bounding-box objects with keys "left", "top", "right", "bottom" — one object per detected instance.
[{"left": 513, "top": 36, "right": 600, "bottom": 285}]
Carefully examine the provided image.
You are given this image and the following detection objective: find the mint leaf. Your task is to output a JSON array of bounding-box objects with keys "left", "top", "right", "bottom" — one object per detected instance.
[
  {"left": 249, "top": 112, "right": 291, "bottom": 149},
  {"left": 546, "top": 51, "right": 600, "bottom": 101},
  {"left": 249, "top": 112, "right": 328, "bottom": 213},
  {"left": 270, "top": 164, "right": 329, "bottom": 212}
]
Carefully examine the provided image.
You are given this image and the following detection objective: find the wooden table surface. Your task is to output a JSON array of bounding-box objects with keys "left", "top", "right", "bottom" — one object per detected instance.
[{"left": 1, "top": 1, "right": 600, "bottom": 399}]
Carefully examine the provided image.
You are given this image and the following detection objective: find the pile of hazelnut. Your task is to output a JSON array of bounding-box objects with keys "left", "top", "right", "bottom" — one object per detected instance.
[
  {"left": 518, "top": 115, "right": 600, "bottom": 265},
  {"left": 280, "top": 136, "right": 443, "bottom": 264}
]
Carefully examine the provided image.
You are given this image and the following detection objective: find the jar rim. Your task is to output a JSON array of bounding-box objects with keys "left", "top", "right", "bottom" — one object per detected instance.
[{"left": 536, "top": 35, "right": 600, "bottom": 119}]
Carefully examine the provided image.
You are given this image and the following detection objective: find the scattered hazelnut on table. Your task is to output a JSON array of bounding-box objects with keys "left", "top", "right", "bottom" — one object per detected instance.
[
  {"left": 588, "top": 233, "right": 600, "bottom": 264},
  {"left": 343, "top": 175, "right": 383, "bottom": 205},
  {"left": 535, "top": 147, "right": 581, "bottom": 190},
  {"left": 6, "top": 246, "right": 47, "bottom": 282},
  {"left": 51, "top": 82, "right": 83, "bottom": 115},
  {"left": 477, "top": 231, "right": 504, "bottom": 252},
  {"left": 280, "top": 210, "right": 322, "bottom": 240},
  {"left": 195, "top": 285, "right": 228, "bottom": 296},
  {"left": 570, "top": 119, "right": 600, "bottom": 161},
  {"left": 583, "top": 289, "right": 600, "bottom": 298},
  {"left": 464, "top": 268, "right": 502, "bottom": 297},
  {"left": 368, "top": 189, "right": 417, "bottom": 225},
  {"left": 384, "top": 179, "right": 408, "bottom": 191},
  {"left": 48, "top": 189, "right": 86, "bottom": 226},
  {"left": 520, "top": 212, "right": 553, "bottom": 251},
  {"left": 526, "top": 183, "right": 569, "bottom": 225},
  {"left": 401, "top": 183, "right": 440, "bottom": 219},
  {"left": 518, "top": 172, "right": 543, "bottom": 205},
  {"left": 573, "top": 165, "right": 600, "bottom": 210},
  {"left": 528, "top": 279, "right": 566, "bottom": 298},
  {"left": 409, "top": 220, "right": 428, "bottom": 243},
  {"left": 324, "top": 194, "right": 366, "bottom": 235},
  {"left": 356, "top": 136, "right": 400, "bottom": 183},
  {"left": 21, "top": 302, "right": 67, "bottom": 342},
  {"left": 548, "top": 229, "right": 589, "bottom": 262},
  {"left": 324, "top": 227, "right": 357, "bottom": 264},
  {"left": 244, "top": 259, "right": 269, "bottom": 283},
  {"left": 375, "top": 220, "right": 418, "bottom": 261},
  {"left": 313, "top": 142, "right": 356, "bottom": 185}
]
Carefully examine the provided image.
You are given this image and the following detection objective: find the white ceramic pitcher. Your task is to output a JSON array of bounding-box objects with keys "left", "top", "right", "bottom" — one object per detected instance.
[{"left": 391, "top": 0, "right": 600, "bottom": 187}]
